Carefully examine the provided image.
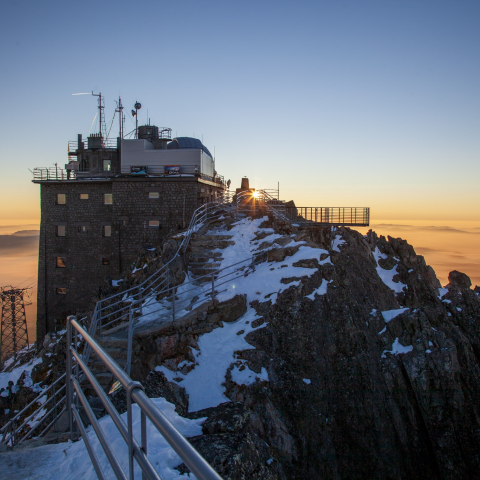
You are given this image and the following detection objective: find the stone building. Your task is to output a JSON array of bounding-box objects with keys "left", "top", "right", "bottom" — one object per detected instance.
[{"left": 33, "top": 123, "right": 225, "bottom": 342}]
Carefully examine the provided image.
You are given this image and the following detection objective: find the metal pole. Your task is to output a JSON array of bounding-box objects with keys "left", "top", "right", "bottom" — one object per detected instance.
[
  {"left": 66, "top": 317, "right": 73, "bottom": 439},
  {"left": 172, "top": 287, "right": 176, "bottom": 322},
  {"left": 141, "top": 411, "right": 147, "bottom": 480},
  {"left": 126, "top": 308, "right": 133, "bottom": 376}
]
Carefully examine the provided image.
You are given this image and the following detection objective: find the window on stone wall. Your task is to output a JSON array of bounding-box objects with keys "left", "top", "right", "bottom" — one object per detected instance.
[
  {"left": 103, "top": 160, "right": 111, "bottom": 172},
  {"left": 103, "top": 225, "right": 112, "bottom": 237},
  {"left": 148, "top": 220, "right": 160, "bottom": 227},
  {"left": 56, "top": 287, "right": 67, "bottom": 295},
  {"left": 148, "top": 192, "right": 159, "bottom": 199},
  {"left": 77, "top": 226, "right": 89, "bottom": 233},
  {"left": 80, "top": 193, "right": 89, "bottom": 200},
  {"left": 56, "top": 193, "right": 66, "bottom": 204},
  {"left": 102, "top": 258, "right": 110, "bottom": 265},
  {"left": 56, "top": 225, "right": 66, "bottom": 236},
  {"left": 56, "top": 257, "right": 66, "bottom": 268},
  {"left": 104, "top": 193, "right": 113, "bottom": 205}
]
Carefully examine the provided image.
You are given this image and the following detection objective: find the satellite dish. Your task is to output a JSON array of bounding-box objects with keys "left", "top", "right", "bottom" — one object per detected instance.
[{"left": 134, "top": 102, "right": 141, "bottom": 110}]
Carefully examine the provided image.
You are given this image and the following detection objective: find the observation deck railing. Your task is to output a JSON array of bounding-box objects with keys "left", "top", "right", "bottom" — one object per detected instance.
[
  {"left": 32, "top": 167, "right": 226, "bottom": 186},
  {"left": 285, "top": 207, "right": 370, "bottom": 226}
]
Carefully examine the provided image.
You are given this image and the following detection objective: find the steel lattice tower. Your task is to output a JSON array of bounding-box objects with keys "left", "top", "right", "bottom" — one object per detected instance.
[{"left": 0, "top": 286, "right": 31, "bottom": 365}]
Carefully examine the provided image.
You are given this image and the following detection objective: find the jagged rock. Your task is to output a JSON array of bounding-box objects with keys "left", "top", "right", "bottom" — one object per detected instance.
[
  {"left": 378, "top": 255, "right": 396, "bottom": 270},
  {"left": 447, "top": 270, "right": 472, "bottom": 290},
  {"left": 292, "top": 258, "right": 319, "bottom": 269},
  {"left": 177, "top": 432, "right": 285, "bottom": 480},
  {"left": 215, "top": 294, "right": 247, "bottom": 323},
  {"left": 187, "top": 402, "right": 250, "bottom": 435}
]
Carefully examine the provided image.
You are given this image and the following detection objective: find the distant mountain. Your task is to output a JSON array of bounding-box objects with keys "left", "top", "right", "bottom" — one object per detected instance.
[{"left": 11, "top": 230, "right": 40, "bottom": 237}]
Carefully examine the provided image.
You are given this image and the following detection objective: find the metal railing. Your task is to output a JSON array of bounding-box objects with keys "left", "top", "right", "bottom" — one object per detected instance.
[
  {"left": 1, "top": 372, "right": 67, "bottom": 447},
  {"left": 32, "top": 166, "right": 226, "bottom": 186},
  {"left": 67, "top": 316, "right": 222, "bottom": 480},
  {"left": 284, "top": 207, "right": 370, "bottom": 226},
  {"left": 68, "top": 138, "right": 119, "bottom": 153}
]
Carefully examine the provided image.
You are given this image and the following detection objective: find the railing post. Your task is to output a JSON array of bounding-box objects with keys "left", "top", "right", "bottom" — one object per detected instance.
[
  {"left": 172, "top": 287, "right": 176, "bottom": 322},
  {"left": 126, "top": 307, "right": 133, "bottom": 376},
  {"left": 211, "top": 272, "right": 215, "bottom": 301},
  {"left": 141, "top": 411, "right": 147, "bottom": 480},
  {"left": 66, "top": 316, "right": 73, "bottom": 440}
]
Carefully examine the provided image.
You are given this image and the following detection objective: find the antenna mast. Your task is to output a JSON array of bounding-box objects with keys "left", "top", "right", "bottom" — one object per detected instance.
[
  {"left": 91, "top": 92, "right": 106, "bottom": 137},
  {"left": 0, "top": 286, "right": 31, "bottom": 366},
  {"left": 116, "top": 96, "right": 125, "bottom": 139}
]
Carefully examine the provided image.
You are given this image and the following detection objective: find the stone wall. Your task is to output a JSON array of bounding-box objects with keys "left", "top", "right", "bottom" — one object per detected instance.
[{"left": 36, "top": 177, "right": 222, "bottom": 342}]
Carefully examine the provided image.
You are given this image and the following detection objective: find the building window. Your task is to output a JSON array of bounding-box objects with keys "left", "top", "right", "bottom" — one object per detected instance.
[
  {"left": 148, "top": 220, "right": 160, "bottom": 228},
  {"left": 56, "top": 194, "right": 66, "bottom": 205},
  {"left": 103, "top": 225, "right": 112, "bottom": 237},
  {"left": 56, "top": 257, "right": 66, "bottom": 268},
  {"left": 102, "top": 258, "right": 110, "bottom": 265},
  {"left": 56, "top": 225, "right": 66, "bottom": 237},
  {"left": 56, "top": 287, "right": 67, "bottom": 295},
  {"left": 104, "top": 193, "right": 113, "bottom": 205},
  {"left": 80, "top": 193, "right": 89, "bottom": 200},
  {"left": 103, "top": 160, "right": 111, "bottom": 172},
  {"left": 78, "top": 226, "right": 89, "bottom": 233},
  {"left": 149, "top": 192, "right": 159, "bottom": 199}
]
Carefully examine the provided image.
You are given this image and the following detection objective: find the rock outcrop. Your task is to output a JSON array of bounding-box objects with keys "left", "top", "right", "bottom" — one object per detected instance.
[{"left": 154, "top": 224, "right": 480, "bottom": 479}]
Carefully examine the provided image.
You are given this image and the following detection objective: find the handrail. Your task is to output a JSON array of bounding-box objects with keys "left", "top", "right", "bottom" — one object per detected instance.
[
  {"left": 67, "top": 316, "right": 222, "bottom": 480},
  {"left": 1, "top": 372, "right": 68, "bottom": 447}
]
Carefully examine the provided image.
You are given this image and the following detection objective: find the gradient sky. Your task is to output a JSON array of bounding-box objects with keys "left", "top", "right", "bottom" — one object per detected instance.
[{"left": 0, "top": 0, "right": 479, "bottom": 331}]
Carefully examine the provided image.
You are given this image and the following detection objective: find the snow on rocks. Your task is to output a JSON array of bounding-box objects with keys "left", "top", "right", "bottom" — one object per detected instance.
[
  {"left": 156, "top": 308, "right": 268, "bottom": 411},
  {"left": 0, "top": 356, "right": 42, "bottom": 395},
  {"left": 305, "top": 279, "right": 332, "bottom": 300},
  {"left": 381, "top": 308, "right": 409, "bottom": 323},
  {"left": 372, "top": 248, "right": 406, "bottom": 294},
  {"left": 382, "top": 337, "right": 413, "bottom": 358}
]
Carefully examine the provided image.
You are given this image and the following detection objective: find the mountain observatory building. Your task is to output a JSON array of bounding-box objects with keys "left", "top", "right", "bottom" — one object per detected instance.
[{"left": 33, "top": 96, "right": 226, "bottom": 342}]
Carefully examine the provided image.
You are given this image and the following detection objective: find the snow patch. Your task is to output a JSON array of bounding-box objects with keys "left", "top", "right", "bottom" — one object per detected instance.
[
  {"left": 372, "top": 249, "right": 406, "bottom": 294},
  {"left": 302, "top": 378, "right": 311, "bottom": 385},
  {"left": 381, "top": 308, "right": 409, "bottom": 322},
  {"left": 305, "top": 279, "right": 332, "bottom": 300},
  {"left": 0, "top": 357, "right": 42, "bottom": 392},
  {"left": 382, "top": 338, "right": 413, "bottom": 358},
  {"left": 157, "top": 308, "right": 268, "bottom": 412}
]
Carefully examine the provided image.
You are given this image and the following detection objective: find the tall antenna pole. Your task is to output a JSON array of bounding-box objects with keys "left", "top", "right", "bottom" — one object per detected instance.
[
  {"left": 92, "top": 92, "right": 105, "bottom": 137},
  {"left": 116, "top": 96, "right": 124, "bottom": 139},
  {"left": 0, "top": 286, "right": 31, "bottom": 366}
]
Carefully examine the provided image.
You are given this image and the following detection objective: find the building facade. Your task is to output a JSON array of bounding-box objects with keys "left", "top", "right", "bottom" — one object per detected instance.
[{"left": 34, "top": 125, "right": 225, "bottom": 342}]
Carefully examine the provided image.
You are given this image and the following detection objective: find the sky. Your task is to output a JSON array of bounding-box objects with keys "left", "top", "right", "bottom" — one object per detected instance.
[{"left": 0, "top": 0, "right": 479, "bottom": 340}]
